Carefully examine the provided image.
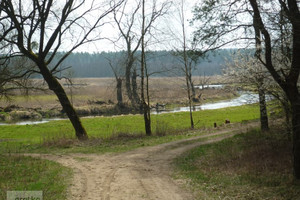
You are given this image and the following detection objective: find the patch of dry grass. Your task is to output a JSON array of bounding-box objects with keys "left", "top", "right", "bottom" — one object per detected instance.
[{"left": 0, "top": 77, "right": 236, "bottom": 110}]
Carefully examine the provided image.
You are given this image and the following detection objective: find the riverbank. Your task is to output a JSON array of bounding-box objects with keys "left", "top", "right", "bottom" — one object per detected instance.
[
  {"left": 0, "top": 77, "right": 238, "bottom": 124},
  {"left": 1, "top": 91, "right": 262, "bottom": 126}
]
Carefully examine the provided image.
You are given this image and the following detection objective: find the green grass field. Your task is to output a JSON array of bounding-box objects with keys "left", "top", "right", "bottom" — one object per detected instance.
[
  {"left": 0, "top": 154, "right": 71, "bottom": 200},
  {"left": 0, "top": 104, "right": 260, "bottom": 153}
]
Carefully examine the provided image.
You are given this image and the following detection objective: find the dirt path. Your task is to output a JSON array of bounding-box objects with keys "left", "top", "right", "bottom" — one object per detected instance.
[{"left": 28, "top": 127, "right": 252, "bottom": 200}]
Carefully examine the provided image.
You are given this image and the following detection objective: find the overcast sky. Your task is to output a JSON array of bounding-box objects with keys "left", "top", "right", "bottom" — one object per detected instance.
[{"left": 73, "top": 0, "right": 199, "bottom": 53}]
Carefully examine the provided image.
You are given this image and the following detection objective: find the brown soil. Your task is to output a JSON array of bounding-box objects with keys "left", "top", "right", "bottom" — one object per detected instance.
[{"left": 26, "top": 127, "right": 251, "bottom": 200}]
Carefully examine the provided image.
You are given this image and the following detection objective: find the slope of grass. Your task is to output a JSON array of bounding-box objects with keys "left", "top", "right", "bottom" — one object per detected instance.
[
  {"left": 174, "top": 127, "right": 300, "bottom": 199},
  {"left": 0, "top": 154, "right": 71, "bottom": 200}
]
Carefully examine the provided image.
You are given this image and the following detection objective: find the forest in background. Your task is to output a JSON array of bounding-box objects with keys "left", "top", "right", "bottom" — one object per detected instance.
[{"left": 55, "top": 49, "right": 235, "bottom": 78}]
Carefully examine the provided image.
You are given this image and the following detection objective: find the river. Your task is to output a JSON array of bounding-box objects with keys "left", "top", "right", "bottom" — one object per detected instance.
[
  {"left": 0, "top": 91, "right": 269, "bottom": 126},
  {"left": 152, "top": 92, "right": 265, "bottom": 114}
]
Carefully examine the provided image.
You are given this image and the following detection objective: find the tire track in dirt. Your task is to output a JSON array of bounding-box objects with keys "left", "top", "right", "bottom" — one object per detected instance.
[
  {"left": 101, "top": 167, "right": 117, "bottom": 200},
  {"left": 26, "top": 125, "right": 255, "bottom": 200}
]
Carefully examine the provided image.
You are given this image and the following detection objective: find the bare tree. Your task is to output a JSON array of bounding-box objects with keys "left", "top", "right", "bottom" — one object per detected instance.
[
  {"left": 106, "top": 54, "right": 125, "bottom": 107},
  {"left": 113, "top": 0, "right": 169, "bottom": 109},
  {"left": 176, "top": 0, "right": 197, "bottom": 129},
  {"left": 0, "top": 0, "right": 124, "bottom": 140},
  {"left": 113, "top": 0, "right": 142, "bottom": 107},
  {"left": 173, "top": 48, "right": 203, "bottom": 102},
  {"left": 0, "top": 56, "right": 34, "bottom": 99},
  {"left": 140, "top": 0, "right": 151, "bottom": 135},
  {"left": 198, "top": 73, "right": 211, "bottom": 91}
]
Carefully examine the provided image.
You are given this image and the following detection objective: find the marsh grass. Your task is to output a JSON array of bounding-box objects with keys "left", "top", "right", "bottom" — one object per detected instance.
[
  {"left": 0, "top": 154, "right": 71, "bottom": 200},
  {"left": 0, "top": 77, "right": 236, "bottom": 109},
  {"left": 174, "top": 126, "right": 300, "bottom": 199}
]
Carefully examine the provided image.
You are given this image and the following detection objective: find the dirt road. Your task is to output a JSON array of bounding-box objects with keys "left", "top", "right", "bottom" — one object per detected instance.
[{"left": 29, "top": 128, "right": 247, "bottom": 200}]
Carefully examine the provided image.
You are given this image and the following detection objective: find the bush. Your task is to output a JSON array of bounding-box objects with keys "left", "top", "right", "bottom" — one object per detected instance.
[{"left": 155, "top": 119, "right": 170, "bottom": 136}]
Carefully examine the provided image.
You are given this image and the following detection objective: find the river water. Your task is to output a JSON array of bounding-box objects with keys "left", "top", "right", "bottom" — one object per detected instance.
[
  {"left": 0, "top": 118, "right": 62, "bottom": 126},
  {"left": 0, "top": 91, "right": 268, "bottom": 126},
  {"left": 151, "top": 92, "right": 264, "bottom": 114}
]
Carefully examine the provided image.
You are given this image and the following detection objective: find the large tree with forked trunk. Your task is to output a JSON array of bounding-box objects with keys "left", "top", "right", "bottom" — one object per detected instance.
[{"left": 0, "top": 0, "right": 124, "bottom": 140}]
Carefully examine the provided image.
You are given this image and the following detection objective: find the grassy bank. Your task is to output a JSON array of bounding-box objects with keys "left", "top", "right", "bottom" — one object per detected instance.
[
  {"left": 174, "top": 127, "right": 300, "bottom": 199},
  {"left": 0, "top": 88, "right": 238, "bottom": 122},
  {"left": 0, "top": 104, "right": 260, "bottom": 153},
  {"left": 0, "top": 154, "right": 71, "bottom": 200}
]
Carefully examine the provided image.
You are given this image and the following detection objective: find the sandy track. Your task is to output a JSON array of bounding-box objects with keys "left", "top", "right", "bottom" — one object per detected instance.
[{"left": 27, "top": 128, "right": 249, "bottom": 200}]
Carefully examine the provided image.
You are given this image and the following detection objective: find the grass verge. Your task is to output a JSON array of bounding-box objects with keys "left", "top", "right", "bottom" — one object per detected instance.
[
  {"left": 0, "top": 154, "right": 71, "bottom": 200},
  {"left": 174, "top": 126, "right": 300, "bottom": 199}
]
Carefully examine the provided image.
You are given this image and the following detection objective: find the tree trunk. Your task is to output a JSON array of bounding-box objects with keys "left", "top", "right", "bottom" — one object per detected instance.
[
  {"left": 191, "top": 81, "right": 196, "bottom": 102},
  {"left": 291, "top": 96, "right": 300, "bottom": 179},
  {"left": 180, "top": 0, "right": 194, "bottom": 129},
  {"left": 249, "top": 0, "right": 300, "bottom": 180},
  {"left": 283, "top": 98, "right": 292, "bottom": 139},
  {"left": 143, "top": 102, "right": 151, "bottom": 136},
  {"left": 141, "top": 0, "right": 151, "bottom": 136},
  {"left": 191, "top": 83, "right": 196, "bottom": 100},
  {"left": 39, "top": 63, "right": 88, "bottom": 140},
  {"left": 125, "top": 59, "right": 133, "bottom": 104},
  {"left": 258, "top": 86, "right": 269, "bottom": 132},
  {"left": 132, "top": 67, "right": 140, "bottom": 106},
  {"left": 185, "top": 66, "right": 194, "bottom": 129},
  {"left": 187, "top": 81, "right": 194, "bottom": 129},
  {"left": 275, "top": 93, "right": 292, "bottom": 139},
  {"left": 145, "top": 68, "right": 151, "bottom": 136},
  {"left": 188, "top": 74, "right": 196, "bottom": 100},
  {"left": 116, "top": 77, "right": 123, "bottom": 106}
]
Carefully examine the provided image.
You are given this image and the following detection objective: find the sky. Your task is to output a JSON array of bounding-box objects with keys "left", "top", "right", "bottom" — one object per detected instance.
[
  {"left": 72, "top": 0, "right": 200, "bottom": 53},
  {"left": 0, "top": 0, "right": 200, "bottom": 53}
]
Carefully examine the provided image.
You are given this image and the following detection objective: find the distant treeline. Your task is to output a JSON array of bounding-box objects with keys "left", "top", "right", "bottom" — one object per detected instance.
[
  {"left": 56, "top": 49, "right": 237, "bottom": 78},
  {"left": 13, "top": 49, "right": 246, "bottom": 78}
]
